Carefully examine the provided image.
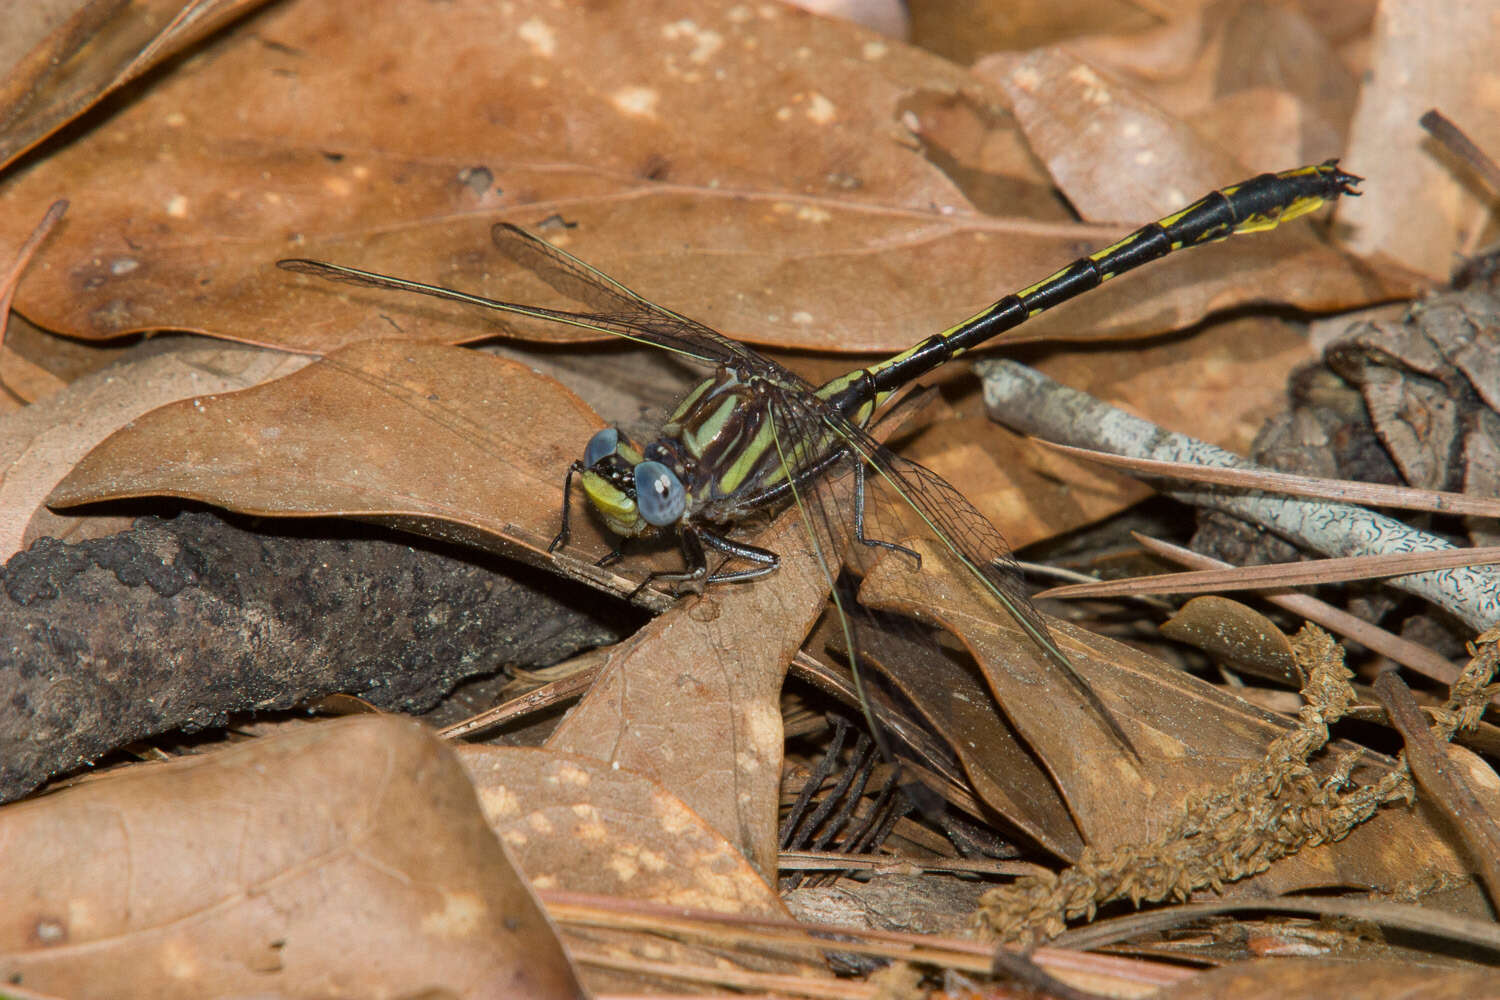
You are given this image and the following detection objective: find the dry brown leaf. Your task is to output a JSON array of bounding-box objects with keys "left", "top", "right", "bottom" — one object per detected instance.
[
  {"left": 909, "top": 0, "right": 1152, "bottom": 64},
  {"left": 2, "top": 307, "right": 132, "bottom": 388},
  {"left": 980, "top": 46, "right": 1249, "bottom": 223},
  {"left": 461, "top": 745, "right": 788, "bottom": 916},
  {"left": 787, "top": 0, "right": 909, "bottom": 39},
  {"left": 544, "top": 485, "right": 848, "bottom": 880},
  {"left": 1159, "top": 596, "right": 1301, "bottom": 687},
  {"left": 858, "top": 624, "right": 1087, "bottom": 861},
  {"left": 1160, "top": 957, "right": 1496, "bottom": 1000},
  {"left": 458, "top": 745, "right": 824, "bottom": 995},
  {"left": 0, "top": 0, "right": 1403, "bottom": 360},
  {"left": 0, "top": 0, "right": 269, "bottom": 170},
  {"left": 1064, "top": 1, "right": 1366, "bottom": 171},
  {"left": 0, "top": 200, "right": 71, "bottom": 416},
  {"left": 1341, "top": 0, "right": 1500, "bottom": 277},
  {"left": 1, "top": 341, "right": 308, "bottom": 559},
  {"left": 0, "top": 343, "right": 66, "bottom": 408},
  {"left": 0, "top": 715, "right": 586, "bottom": 999},
  {"left": 42, "top": 340, "right": 668, "bottom": 586},
  {"left": 1189, "top": 89, "right": 1324, "bottom": 178}
]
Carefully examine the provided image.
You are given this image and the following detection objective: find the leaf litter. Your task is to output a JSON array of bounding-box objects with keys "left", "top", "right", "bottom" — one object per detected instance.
[
  {"left": 0, "top": 1, "right": 1405, "bottom": 354},
  {"left": 3, "top": 0, "right": 1500, "bottom": 997}
]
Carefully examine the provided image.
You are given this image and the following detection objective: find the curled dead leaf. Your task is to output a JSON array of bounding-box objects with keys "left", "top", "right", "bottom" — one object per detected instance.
[{"left": 43, "top": 340, "right": 670, "bottom": 588}]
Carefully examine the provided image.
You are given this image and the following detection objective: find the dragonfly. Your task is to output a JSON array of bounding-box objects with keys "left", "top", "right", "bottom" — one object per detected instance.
[{"left": 280, "top": 160, "right": 1361, "bottom": 760}]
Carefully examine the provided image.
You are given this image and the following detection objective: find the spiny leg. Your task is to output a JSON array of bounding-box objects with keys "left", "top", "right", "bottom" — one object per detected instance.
[
  {"left": 852, "top": 461, "right": 921, "bottom": 568},
  {"left": 623, "top": 524, "right": 779, "bottom": 600},
  {"left": 700, "top": 526, "right": 780, "bottom": 583},
  {"left": 546, "top": 461, "right": 585, "bottom": 554},
  {"left": 626, "top": 526, "right": 708, "bottom": 601}
]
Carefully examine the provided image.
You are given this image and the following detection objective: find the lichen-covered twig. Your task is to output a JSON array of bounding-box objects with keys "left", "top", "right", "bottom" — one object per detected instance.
[
  {"left": 978, "top": 626, "right": 1500, "bottom": 941},
  {"left": 978, "top": 359, "right": 1500, "bottom": 630}
]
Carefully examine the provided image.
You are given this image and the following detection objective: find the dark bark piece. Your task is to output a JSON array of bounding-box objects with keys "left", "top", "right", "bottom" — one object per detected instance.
[{"left": 0, "top": 510, "right": 623, "bottom": 803}]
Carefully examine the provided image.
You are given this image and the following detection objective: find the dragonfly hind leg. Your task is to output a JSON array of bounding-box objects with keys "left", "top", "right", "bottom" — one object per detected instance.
[{"left": 853, "top": 462, "right": 921, "bottom": 568}]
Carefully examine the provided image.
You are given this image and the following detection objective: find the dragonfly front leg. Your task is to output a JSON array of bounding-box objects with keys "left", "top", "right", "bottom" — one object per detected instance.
[
  {"left": 548, "top": 461, "right": 630, "bottom": 569},
  {"left": 625, "top": 524, "right": 779, "bottom": 600},
  {"left": 853, "top": 461, "right": 921, "bottom": 569},
  {"left": 546, "top": 460, "right": 586, "bottom": 555}
]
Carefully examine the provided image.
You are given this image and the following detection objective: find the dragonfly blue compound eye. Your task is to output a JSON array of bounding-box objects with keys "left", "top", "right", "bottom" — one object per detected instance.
[
  {"left": 634, "top": 461, "right": 686, "bottom": 526},
  {"left": 584, "top": 427, "right": 620, "bottom": 467}
]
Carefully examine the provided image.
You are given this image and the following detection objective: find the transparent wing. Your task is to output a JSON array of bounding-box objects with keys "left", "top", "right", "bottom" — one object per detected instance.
[
  {"left": 767, "top": 388, "right": 1138, "bottom": 759},
  {"left": 278, "top": 254, "right": 736, "bottom": 367},
  {"left": 490, "top": 225, "right": 764, "bottom": 369}
]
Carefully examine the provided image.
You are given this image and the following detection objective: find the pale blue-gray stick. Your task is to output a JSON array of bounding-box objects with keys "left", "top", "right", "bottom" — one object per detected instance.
[{"left": 977, "top": 359, "right": 1499, "bottom": 632}]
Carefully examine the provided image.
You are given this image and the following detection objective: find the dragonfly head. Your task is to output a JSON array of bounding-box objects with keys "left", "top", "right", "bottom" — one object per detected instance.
[{"left": 577, "top": 427, "right": 688, "bottom": 537}]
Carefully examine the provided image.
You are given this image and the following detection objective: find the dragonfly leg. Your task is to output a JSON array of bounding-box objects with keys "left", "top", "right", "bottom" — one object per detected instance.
[
  {"left": 546, "top": 461, "right": 585, "bottom": 554},
  {"left": 626, "top": 525, "right": 778, "bottom": 600},
  {"left": 853, "top": 462, "right": 921, "bottom": 569},
  {"left": 627, "top": 525, "right": 714, "bottom": 600},
  {"left": 700, "top": 526, "right": 780, "bottom": 584}
]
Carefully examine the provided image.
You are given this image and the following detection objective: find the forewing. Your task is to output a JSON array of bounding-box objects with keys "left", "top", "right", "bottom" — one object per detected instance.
[
  {"left": 492, "top": 224, "right": 763, "bottom": 369},
  {"left": 765, "top": 391, "right": 1040, "bottom": 622},
  {"left": 278, "top": 255, "right": 733, "bottom": 367}
]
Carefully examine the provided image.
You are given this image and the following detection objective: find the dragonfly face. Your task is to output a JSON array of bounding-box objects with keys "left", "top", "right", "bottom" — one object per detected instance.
[
  {"left": 575, "top": 425, "right": 687, "bottom": 539},
  {"left": 575, "top": 366, "right": 773, "bottom": 541}
]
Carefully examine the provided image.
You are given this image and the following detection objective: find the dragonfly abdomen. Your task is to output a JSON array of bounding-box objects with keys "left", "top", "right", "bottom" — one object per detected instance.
[{"left": 820, "top": 160, "right": 1359, "bottom": 417}]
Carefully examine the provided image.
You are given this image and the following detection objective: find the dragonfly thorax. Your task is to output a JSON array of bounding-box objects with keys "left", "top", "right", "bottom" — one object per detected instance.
[{"left": 659, "top": 368, "right": 794, "bottom": 516}]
